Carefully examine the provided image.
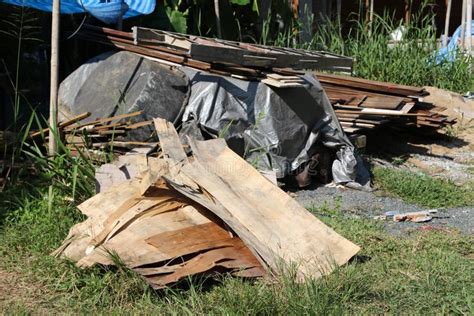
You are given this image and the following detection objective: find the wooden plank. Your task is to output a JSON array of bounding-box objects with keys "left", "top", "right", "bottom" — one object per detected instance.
[
  {"left": 130, "top": 26, "right": 352, "bottom": 71},
  {"left": 147, "top": 243, "right": 262, "bottom": 288},
  {"left": 315, "top": 72, "right": 426, "bottom": 96},
  {"left": 266, "top": 73, "right": 301, "bottom": 80},
  {"left": 146, "top": 222, "right": 235, "bottom": 259},
  {"left": 262, "top": 78, "right": 304, "bottom": 88},
  {"left": 65, "top": 111, "right": 144, "bottom": 131},
  {"left": 153, "top": 118, "right": 187, "bottom": 163},
  {"left": 31, "top": 112, "right": 91, "bottom": 137},
  {"left": 171, "top": 138, "right": 360, "bottom": 280},
  {"left": 340, "top": 122, "right": 376, "bottom": 128},
  {"left": 360, "top": 95, "right": 404, "bottom": 109},
  {"left": 334, "top": 109, "right": 427, "bottom": 117},
  {"left": 132, "top": 26, "right": 166, "bottom": 45}
]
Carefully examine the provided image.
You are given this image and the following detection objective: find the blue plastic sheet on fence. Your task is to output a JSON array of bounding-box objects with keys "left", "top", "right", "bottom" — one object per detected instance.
[
  {"left": 435, "top": 21, "right": 474, "bottom": 64},
  {"left": 0, "top": 0, "right": 155, "bottom": 24}
]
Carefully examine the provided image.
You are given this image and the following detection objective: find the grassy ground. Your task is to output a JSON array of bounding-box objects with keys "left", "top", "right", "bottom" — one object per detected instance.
[
  {"left": 373, "top": 167, "right": 474, "bottom": 208},
  {"left": 0, "top": 173, "right": 473, "bottom": 314}
]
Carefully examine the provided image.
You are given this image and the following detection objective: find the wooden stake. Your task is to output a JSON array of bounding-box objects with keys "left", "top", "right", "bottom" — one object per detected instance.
[
  {"left": 460, "top": 0, "right": 466, "bottom": 49},
  {"left": 214, "top": 0, "right": 222, "bottom": 38},
  {"left": 404, "top": 0, "right": 411, "bottom": 25},
  {"left": 466, "top": 0, "right": 472, "bottom": 55},
  {"left": 49, "top": 0, "right": 60, "bottom": 156},
  {"left": 336, "top": 0, "right": 341, "bottom": 23},
  {"left": 443, "top": 0, "right": 452, "bottom": 47},
  {"left": 369, "top": 0, "right": 374, "bottom": 36}
]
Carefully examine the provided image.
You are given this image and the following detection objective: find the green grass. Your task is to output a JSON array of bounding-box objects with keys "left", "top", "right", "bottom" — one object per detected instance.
[
  {"left": 0, "top": 183, "right": 473, "bottom": 314},
  {"left": 288, "top": 2, "right": 474, "bottom": 93},
  {"left": 373, "top": 167, "right": 474, "bottom": 208}
]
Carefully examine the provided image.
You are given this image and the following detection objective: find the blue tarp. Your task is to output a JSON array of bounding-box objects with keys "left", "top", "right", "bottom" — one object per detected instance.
[
  {"left": 0, "top": 0, "right": 155, "bottom": 24},
  {"left": 435, "top": 21, "right": 474, "bottom": 64}
]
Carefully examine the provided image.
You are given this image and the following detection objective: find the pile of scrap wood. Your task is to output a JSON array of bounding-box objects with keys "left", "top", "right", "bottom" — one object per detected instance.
[
  {"left": 77, "top": 24, "right": 352, "bottom": 84},
  {"left": 316, "top": 73, "right": 456, "bottom": 133},
  {"left": 75, "top": 24, "right": 455, "bottom": 135},
  {"left": 53, "top": 119, "right": 360, "bottom": 288},
  {"left": 30, "top": 111, "right": 157, "bottom": 158}
]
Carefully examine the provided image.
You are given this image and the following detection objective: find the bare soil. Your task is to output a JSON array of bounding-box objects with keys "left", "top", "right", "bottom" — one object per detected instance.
[{"left": 0, "top": 267, "right": 53, "bottom": 314}]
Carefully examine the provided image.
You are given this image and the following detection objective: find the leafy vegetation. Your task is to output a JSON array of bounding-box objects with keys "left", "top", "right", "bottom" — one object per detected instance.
[
  {"left": 373, "top": 167, "right": 474, "bottom": 208},
  {"left": 1, "top": 183, "right": 473, "bottom": 314}
]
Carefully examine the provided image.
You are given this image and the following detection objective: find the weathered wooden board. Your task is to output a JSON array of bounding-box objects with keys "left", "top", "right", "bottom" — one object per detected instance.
[{"left": 163, "top": 137, "right": 360, "bottom": 280}]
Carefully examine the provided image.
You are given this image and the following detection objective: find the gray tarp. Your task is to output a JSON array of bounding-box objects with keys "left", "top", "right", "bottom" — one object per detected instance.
[{"left": 58, "top": 51, "right": 370, "bottom": 189}]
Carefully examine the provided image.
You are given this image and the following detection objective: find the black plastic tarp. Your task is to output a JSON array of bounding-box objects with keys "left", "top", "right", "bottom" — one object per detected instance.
[{"left": 58, "top": 51, "right": 370, "bottom": 189}]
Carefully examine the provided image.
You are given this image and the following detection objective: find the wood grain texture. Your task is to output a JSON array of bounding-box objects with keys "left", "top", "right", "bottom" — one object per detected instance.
[{"left": 173, "top": 138, "right": 360, "bottom": 280}]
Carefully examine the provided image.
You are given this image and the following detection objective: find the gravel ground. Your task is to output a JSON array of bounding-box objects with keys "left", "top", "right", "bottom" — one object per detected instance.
[{"left": 294, "top": 186, "right": 473, "bottom": 235}]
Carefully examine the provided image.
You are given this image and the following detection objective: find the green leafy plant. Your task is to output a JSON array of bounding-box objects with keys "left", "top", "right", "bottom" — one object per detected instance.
[{"left": 0, "top": 6, "right": 42, "bottom": 129}]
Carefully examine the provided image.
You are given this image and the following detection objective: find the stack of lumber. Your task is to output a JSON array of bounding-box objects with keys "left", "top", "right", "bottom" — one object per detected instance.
[
  {"left": 315, "top": 73, "right": 456, "bottom": 133},
  {"left": 77, "top": 24, "right": 352, "bottom": 82},
  {"left": 30, "top": 111, "right": 157, "bottom": 157},
  {"left": 53, "top": 118, "right": 360, "bottom": 289}
]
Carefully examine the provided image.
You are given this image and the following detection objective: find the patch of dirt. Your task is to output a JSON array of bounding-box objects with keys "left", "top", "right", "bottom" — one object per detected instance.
[
  {"left": 0, "top": 267, "right": 53, "bottom": 314},
  {"left": 364, "top": 122, "right": 474, "bottom": 185},
  {"left": 423, "top": 86, "right": 474, "bottom": 122}
]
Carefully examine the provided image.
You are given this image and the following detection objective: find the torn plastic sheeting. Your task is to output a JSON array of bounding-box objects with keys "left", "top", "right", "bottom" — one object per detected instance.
[
  {"left": 58, "top": 51, "right": 190, "bottom": 142},
  {"left": 57, "top": 51, "right": 370, "bottom": 189},
  {"left": 181, "top": 68, "right": 370, "bottom": 189}
]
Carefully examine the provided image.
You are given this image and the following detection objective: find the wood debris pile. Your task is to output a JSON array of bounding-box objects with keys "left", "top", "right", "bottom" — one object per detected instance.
[
  {"left": 30, "top": 110, "right": 157, "bottom": 158},
  {"left": 53, "top": 119, "right": 360, "bottom": 289},
  {"left": 77, "top": 24, "right": 352, "bottom": 84},
  {"left": 317, "top": 73, "right": 456, "bottom": 133},
  {"left": 75, "top": 24, "right": 456, "bottom": 135}
]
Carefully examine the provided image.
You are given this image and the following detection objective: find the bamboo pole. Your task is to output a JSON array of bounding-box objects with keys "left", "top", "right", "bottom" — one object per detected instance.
[
  {"left": 368, "top": 0, "right": 374, "bottom": 36},
  {"left": 48, "top": 0, "right": 60, "bottom": 156},
  {"left": 443, "top": 0, "right": 452, "bottom": 47},
  {"left": 466, "top": 0, "right": 472, "bottom": 55},
  {"left": 214, "top": 0, "right": 222, "bottom": 38},
  {"left": 460, "top": 0, "right": 466, "bottom": 49},
  {"left": 404, "top": 0, "right": 411, "bottom": 25},
  {"left": 336, "top": 0, "right": 341, "bottom": 23}
]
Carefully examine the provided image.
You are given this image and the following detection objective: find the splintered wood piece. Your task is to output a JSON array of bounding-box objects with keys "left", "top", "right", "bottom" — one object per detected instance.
[
  {"left": 153, "top": 118, "right": 187, "bottom": 163},
  {"left": 30, "top": 112, "right": 91, "bottom": 137},
  {"left": 77, "top": 204, "right": 212, "bottom": 268},
  {"left": 78, "top": 180, "right": 142, "bottom": 218},
  {"left": 181, "top": 138, "right": 360, "bottom": 280},
  {"left": 64, "top": 111, "right": 144, "bottom": 131},
  {"left": 147, "top": 243, "right": 263, "bottom": 288},
  {"left": 145, "top": 222, "right": 235, "bottom": 258}
]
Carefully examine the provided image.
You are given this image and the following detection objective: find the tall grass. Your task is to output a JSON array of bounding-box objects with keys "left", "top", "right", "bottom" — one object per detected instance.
[{"left": 262, "top": 2, "right": 473, "bottom": 93}]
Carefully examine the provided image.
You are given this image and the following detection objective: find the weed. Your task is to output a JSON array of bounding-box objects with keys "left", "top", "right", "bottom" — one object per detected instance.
[{"left": 373, "top": 167, "right": 474, "bottom": 208}]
